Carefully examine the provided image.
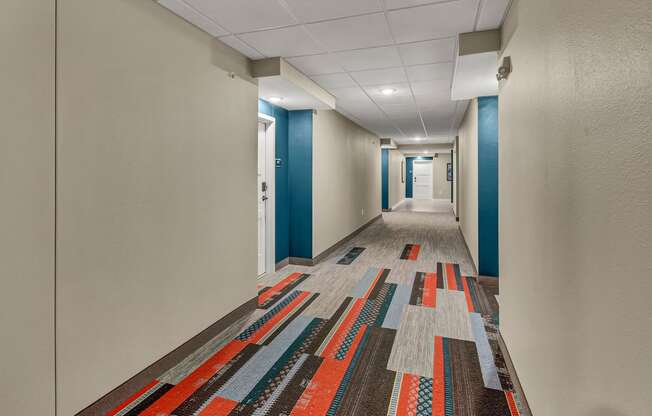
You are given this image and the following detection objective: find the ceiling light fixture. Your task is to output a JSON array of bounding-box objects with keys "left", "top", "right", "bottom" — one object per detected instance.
[
  {"left": 269, "top": 96, "right": 283, "bottom": 103},
  {"left": 414, "top": 137, "right": 422, "bottom": 141},
  {"left": 380, "top": 88, "right": 396, "bottom": 96}
]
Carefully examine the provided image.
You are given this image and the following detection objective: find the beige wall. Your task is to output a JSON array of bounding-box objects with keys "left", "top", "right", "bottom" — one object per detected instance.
[
  {"left": 388, "top": 149, "right": 406, "bottom": 209},
  {"left": 432, "top": 153, "right": 452, "bottom": 200},
  {"left": 313, "top": 110, "right": 381, "bottom": 256},
  {"left": 56, "top": 1, "right": 258, "bottom": 414},
  {"left": 0, "top": 1, "right": 55, "bottom": 415},
  {"left": 457, "top": 99, "right": 479, "bottom": 268},
  {"left": 499, "top": 0, "right": 652, "bottom": 415}
]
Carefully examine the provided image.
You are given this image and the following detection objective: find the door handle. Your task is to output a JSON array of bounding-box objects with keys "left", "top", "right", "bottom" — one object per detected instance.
[{"left": 262, "top": 196, "right": 268, "bottom": 201}]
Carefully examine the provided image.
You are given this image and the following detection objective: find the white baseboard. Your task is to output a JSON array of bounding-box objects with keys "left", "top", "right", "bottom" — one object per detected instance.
[{"left": 391, "top": 199, "right": 406, "bottom": 211}]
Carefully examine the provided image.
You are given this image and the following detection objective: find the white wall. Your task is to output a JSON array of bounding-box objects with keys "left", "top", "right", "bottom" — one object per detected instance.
[
  {"left": 312, "top": 110, "right": 381, "bottom": 256},
  {"left": 56, "top": 1, "right": 258, "bottom": 414},
  {"left": 432, "top": 153, "right": 452, "bottom": 200},
  {"left": 0, "top": 1, "right": 55, "bottom": 415},
  {"left": 499, "top": 0, "right": 652, "bottom": 415},
  {"left": 457, "top": 99, "right": 479, "bottom": 268},
  {"left": 388, "top": 149, "right": 406, "bottom": 209}
]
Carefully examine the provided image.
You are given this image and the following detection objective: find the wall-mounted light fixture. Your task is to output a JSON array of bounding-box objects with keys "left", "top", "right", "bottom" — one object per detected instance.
[
  {"left": 269, "top": 96, "right": 283, "bottom": 103},
  {"left": 497, "top": 56, "right": 512, "bottom": 81}
]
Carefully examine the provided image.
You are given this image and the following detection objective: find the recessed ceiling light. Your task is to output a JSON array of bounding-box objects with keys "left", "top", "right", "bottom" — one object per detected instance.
[
  {"left": 380, "top": 88, "right": 396, "bottom": 96},
  {"left": 414, "top": 137, "right": 422, "bottom": 141},
  {"left": 269, "top": 97, "right": 283, "bottom": 103}
]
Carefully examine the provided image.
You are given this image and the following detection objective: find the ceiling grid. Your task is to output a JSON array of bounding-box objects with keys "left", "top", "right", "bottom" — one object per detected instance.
[{"left": 159, "top": 0, "right": 510, "bottom": 144}]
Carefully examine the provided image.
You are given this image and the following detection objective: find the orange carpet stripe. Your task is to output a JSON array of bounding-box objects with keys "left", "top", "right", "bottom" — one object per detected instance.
[
  {"left": 432, "top": 336, "right": 445, "bottom": 416},
  {"left": 422, "top": 272, "right": 438, "bottom": 307},
  {"left": 461, "top": 277, "right": 475, "bottom": 312},
  {"left": 396, "top": 374, "right": 420, "bottom": 416},
  {"left": 140, "top": 292, "right": 310, "bottom": 415},
  {"left": 408, "top": 244, "right": 421, "bottom": 260},
  {"left": 445, "top": 263, "right": 457, "bottom": 290},
  {"left": 290, "top": 326, "right": 367, "bottom": 416},
  {"left": 106, "top": 379, "right": 158, "bottom": 416},
  {"left": 197, "top": 396, "right": 238, "bottom": 416},
  {"left": 321, "top": 299, "right": 365, "bottom": 359},
  {"left": 505, "top": 391, "right": 521, "bottom": 416},
  {"left": 140, "top": 339, "right": 247, "bottom": 416},
  {"left": 259, "top": 272, "right": 303, "bottom": 304},
  {"left": 249, "top": 291, "right": 311, "bottom": 344},
  {"left": 363, "top": 268, "right": 385, "bottom": 299}
]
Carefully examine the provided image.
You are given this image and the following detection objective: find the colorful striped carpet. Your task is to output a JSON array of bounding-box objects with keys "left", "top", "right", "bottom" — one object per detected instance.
[{"left": 107, "top": 258, "right": 527, "bottom": 416}]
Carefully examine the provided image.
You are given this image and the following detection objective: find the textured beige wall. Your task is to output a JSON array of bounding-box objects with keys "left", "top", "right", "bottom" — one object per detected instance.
[
  {"left": 388, "top": 150, "right": 405, "bottom": 209},
  {"left": 313, "top": 110, "right": 381, "bottom": 256},
  {"left": 499, "top": 0, "right": 652, "bottom": 414},
  {"left": 0, "top": 1, "right": 55, "bottom": 415},
  {"left": 432, "top": 153, "right": 452, "bottom": 200},
  {"left": 56, "top": 1, "right": 258, "bottom": 414},
  {"left": 457, "top": 99, "right": 478, "bottom": 268}
]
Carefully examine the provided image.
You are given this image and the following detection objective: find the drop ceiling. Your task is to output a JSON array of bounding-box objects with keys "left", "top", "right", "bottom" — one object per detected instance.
[{"left": 158, "top": 0, "right": 511, "bottom": 145}]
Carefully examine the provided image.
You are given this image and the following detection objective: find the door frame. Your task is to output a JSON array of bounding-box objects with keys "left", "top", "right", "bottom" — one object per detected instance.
[
  {"left": 405, "top": 156, "right": 434, "bottom": 198},
  {"left": 412, "top": 159, "right": 434, "bottom": 199},
  {"left": 258, "top": 113, "right": 276, "bottom": 277}
]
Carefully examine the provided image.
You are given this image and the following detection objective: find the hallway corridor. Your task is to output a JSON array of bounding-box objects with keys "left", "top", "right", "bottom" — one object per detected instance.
[{"left": 106, "top": 205, "right": 527, "bottom": 416}]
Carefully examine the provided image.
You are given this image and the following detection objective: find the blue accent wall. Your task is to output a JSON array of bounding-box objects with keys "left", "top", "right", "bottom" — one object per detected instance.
[
  {"left": 288, "top": 110, "right": 313, "bottom": 259},
  {"left": 405, "top": 156, "right": 433, "bottom": 198},
  {"left": 258, "top": 100, "right": 290, "bottom": 263},
  {"left": 381, "top": 149, "right": 389, "bottom": 210},
  {"left": 477, "top": 96, "right": 499, "bottom": 277}
]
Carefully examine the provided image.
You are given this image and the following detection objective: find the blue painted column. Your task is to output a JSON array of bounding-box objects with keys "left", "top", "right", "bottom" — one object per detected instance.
[
  {"left": 381, "top": 149, "right": 389, "bottom": 210},
  {"left": 477, "top": 96, "right": 499, "bottom": 277},
  {"left": 288, "top": 110, "right": 313, "bottom": 259}
]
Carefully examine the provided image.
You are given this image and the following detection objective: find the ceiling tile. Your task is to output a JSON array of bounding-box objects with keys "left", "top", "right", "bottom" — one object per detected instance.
[
  {"left": 158, "top": 0, "right": 229, "bottom": 37},
  {"left": 218, "top": 35, "right": 265, "bottom": 59},
  {"left": 350, "top": 67, "right": 407, "bottom": 86},
  {"left": 385, "top": 0, "right": 449, "bottom": 9},
  {"left": 284, "top": 0, "right": 383, "bottom": 23},
  {"left": 365, "top": 85, "right": 415, "bottom": 106},
  {"left": 414, "top": 92, "right": 452, "bottom": 109},
  {"left": 398, "top": 38, "right": 456, "bottom": 66},
  {"left": 306, "top": 13, "right": 394, "bottom": 52},
  {"left": 387, "top": 0, "right": 479, "bottom": 43},
  {"left": 329, "top": 86, "right": 371, "bottom": 102},
  {"left": 378, "top": 102, "right": 418, "bottom": 117},
  {"left": 476, "top": 0, "right": 511, "bottom": 31},
  {"left": 410, "top": 79, "right": 451, "bottom": 96},
  {"left": 333, "top": 46, "right": 402, "bottom": 71},
  {"left": 286, "top": 54, "right": 345, "bottom": 75},
  {"left": 185, "top": 0, "right": 296, "bottom": 33},
  {"left": 238, "top": 26, "right": 324, "bottom": 57},
  {"left": 311, "top": 73, "right": 357, "bottom": 89},
  {"left": 406, "top": 63, "right": 453, "bottom": 82},
  {"left": 391, "top": 116, "right": 426, "bottom": 136}
]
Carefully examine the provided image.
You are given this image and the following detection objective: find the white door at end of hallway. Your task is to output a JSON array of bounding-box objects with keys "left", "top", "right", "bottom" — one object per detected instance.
[
  {"left": 413, "top": 160, "right": 433, "bottom": 199},
  {"left": 257, "top": 122, "right": 267, "bottom": 276}
]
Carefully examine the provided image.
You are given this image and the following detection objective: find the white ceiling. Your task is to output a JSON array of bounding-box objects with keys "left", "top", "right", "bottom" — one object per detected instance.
[{"left": 159, "top": 0, "right": 511, "bottom": 145}]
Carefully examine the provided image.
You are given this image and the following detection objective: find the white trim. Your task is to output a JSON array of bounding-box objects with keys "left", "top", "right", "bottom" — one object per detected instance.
[
  {"left": 391, "top": 199, "right": 406, "bottom": 211},
  {"left": 258, "top": 113, "right": 276, "bottom": 277}
]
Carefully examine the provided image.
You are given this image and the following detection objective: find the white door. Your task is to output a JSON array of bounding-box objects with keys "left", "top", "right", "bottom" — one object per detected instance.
[
  {"left": 257, "top": 122, "right": 267, "bottom": 276},
  {"left": 413, "top": 160, "right": 433, "bottom": 199}
]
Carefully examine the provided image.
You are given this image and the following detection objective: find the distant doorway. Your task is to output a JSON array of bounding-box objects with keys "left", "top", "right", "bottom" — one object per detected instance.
[
  {"left": 257, "top": 114, "right": 276, "bottom": 277},
  {"left": 405, "top": 156, "right": 434, "bottom": 198},
  {"left": 413, "top": 160, "right": 433, "bottom": 199}
]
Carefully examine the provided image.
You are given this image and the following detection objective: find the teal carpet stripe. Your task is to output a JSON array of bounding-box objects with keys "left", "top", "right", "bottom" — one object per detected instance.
[{"left": 443, "top": 338, "right": 454, "bottom": 416}]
